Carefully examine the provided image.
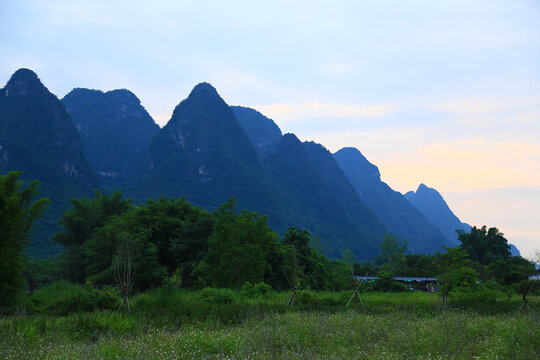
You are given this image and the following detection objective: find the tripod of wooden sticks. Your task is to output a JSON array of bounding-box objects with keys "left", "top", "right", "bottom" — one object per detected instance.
[
  {"left": 346, "top": 270, "right": 367, "bottom": 310},
  {"left": 518, "top": 281, "right": 536, "bottom": 314},
  {"left": 282, "top": 249, "right": 299, "bottom": 309}
]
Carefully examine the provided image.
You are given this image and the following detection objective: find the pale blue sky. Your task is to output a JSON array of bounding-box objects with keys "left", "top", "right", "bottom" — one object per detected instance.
[{"left": 1, "top": 0, "right": 539, "bottom": 256}]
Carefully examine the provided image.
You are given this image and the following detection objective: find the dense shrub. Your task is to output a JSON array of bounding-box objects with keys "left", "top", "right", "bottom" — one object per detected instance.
[
  {"left": 241, "top": 282, "right": 272, "bottom": 298},
  {"left": 448, "top": 286, "right": 512, "bottom": 312},
  {"left": 196, "top": 287, "right": 236, "bottom": 304},
  {"left": 26, "top": 280, "right": 119, "bottom": 315},
  {"left": 370, "top": 271, "right": 409, "bottom": 292},
  {"left": 295, "top": 290, "right": 317, "bottom": 306}
]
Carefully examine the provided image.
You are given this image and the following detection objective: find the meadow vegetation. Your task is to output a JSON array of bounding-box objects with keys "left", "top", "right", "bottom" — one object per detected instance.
[{"left": 2, "top": 284, "right": 539, "bottom": 359}]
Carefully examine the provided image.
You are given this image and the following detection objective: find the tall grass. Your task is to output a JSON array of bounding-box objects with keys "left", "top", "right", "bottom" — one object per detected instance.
[
  {"left": 2, "top": 310, "right": 538, "bottom": 359},
  {"left": 2, "top": 283, "right": 538, "bottom": 358}
]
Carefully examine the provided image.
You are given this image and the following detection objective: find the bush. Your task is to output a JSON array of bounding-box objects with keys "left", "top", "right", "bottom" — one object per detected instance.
[
  {"left": 372, "top": 271, "right": 409, "bottom": 292},
  {"left": 448, "top": 286, "right": 510, "bottom": 312},
  {"left": 161, "top": 268, "right": 183, "bottom": 290},
  {"left": 27, "top": 280, "right": 119, "bottom": 315},
  {"left": 197, "top": 287, "right": 235, "bottom": 304},
  {"left": 241, "top": 282, "right": 272, "bottom": 298},
  {"left": 296, "top": 290, "right": 317, "bottom": 306}
]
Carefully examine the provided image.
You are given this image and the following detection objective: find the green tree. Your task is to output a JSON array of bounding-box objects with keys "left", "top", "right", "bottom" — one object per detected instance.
[
  {"left": 373, "top": 270, "right": 407, "bottom": 292},
  {"left": 436, "top": 246, "right": 476, "bottom": 304},
  {"left": 53, "top": 190, "right": 132, "bottom": 282},
  {"left": 281, "top": 227, "right": 334, "bottom": 290},
  {"left": 83, "top": 223, "right": 166, "bottom": 290},
  {"left": 488, "top": 257, "right": 535, "bottom": 286},
  {"left": 374, "top": 233, "right": 407, "bottom": 275},
  {"left": 194, "top": 199, "right": 278, "bottom": 288},
  {"left": 65, "top": 195, "right": 209, "bottom": 289},
  {"left": 120, "top": 196, "right": 214, "bottom": 284},
  {"left": 401, "top": 254, "right": 438, "bottom": 277},
  {"left": 457, "top": 226, "right": 510, "bottom": 265},
  {"left": 0, "top": 172, "right": 49, "bottom": 308}
]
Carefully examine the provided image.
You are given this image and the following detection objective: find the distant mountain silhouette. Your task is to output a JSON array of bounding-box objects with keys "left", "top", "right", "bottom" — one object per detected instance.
[
  {"left": 0, "top": 69, "right": 98, "bottom": 256},
  {"left": 62, "top": 88, "right": 159, "bottom": 189},
  {"left": 509, "top": 244, "right": 521, "bottom": 257},
  {"left": 231, "top": 106, "right": 282, "bottom": 155},
  {"left": 334, "top": 147, "right": 447, "bottom": 254},
  {"left": 404, "top": 183, "right": 471, "bottom": 246}
]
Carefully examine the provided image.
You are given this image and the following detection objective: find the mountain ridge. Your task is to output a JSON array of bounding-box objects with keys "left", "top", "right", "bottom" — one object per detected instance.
[
  {"left": 1, "top": 68, "right": 481, "bottom": 260},
  {"left": 62, "top": 87, "right": 160, "bottom": 189},
  {"left": 0, "top": 69, "right": 98, "bottom": 256},
  {"left": 334, "top": 147, "right": 448, "bottom": 254},
  {"left": 404, "top": 183, "right": 471, "bottom": 247}
]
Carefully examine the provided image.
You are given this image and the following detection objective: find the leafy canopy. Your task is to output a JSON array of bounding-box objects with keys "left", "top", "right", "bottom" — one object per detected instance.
[
  {"left": 457, "top": 226, "right": 510, "bottom": 265},
  {"left": 194, "top": 199, "right": 278, "bottom": 288},
  {"left": 0, "top": 171, "right": 49, "bottom": 307}
]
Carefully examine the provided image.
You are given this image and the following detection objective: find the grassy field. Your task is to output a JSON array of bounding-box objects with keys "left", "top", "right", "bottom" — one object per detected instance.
[{"left": 2, "top": 287, "right": 539, "bottom": 359}]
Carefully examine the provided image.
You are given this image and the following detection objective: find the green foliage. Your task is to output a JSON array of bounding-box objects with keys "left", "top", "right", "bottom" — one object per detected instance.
[
  {"left": 373, "top": 270, "right": 409, "bottom": 292},
  {"left": 240, "top": 282, "right": 272, "bottom": 298},
  {"left": 517, "top": 279, "right": 540, "bottom": 301},
  {"left": 458, "top": 225, "right": 511, "bottom": 265},
  {"left": 24, "top": 254, "right": 69, "bottom": 292},
  {"left": 435, "top": 246, "right": 477, "bottom": 303},
  {"left": 2, "top": 308, "right": 539, "bottom": 359},
  {"left": 488, "top": 257, "right": 535, "bottom": 286},
  {"left": 281, "top": 227, "right": 337, "bottom": 290},
  {"left": 26, "top": 280, "right": 119, "bottom": 315},
  {"left": 53, "top": 190, "right": 132, "bottom": 282},
  {"left": 56, "top": 193, "right": 215, "bottom": 290},
  {"left": 85, "top": 196, "right": 211, "bottom": 289},
  {"left": 162, "top": 268, "right": 183, "bottom": 290},
  {"left": 448, "top": 286, "right": 510, "bottom": 312},
  {"left": 86, "top": 226, "right": 166, "bottom": 291},
  {"left": 401, "top": 254, "right": 438, "bottom": 276},
  {"left": 121, "top": 196, "right": 214, "bottom": 286},
  {"left": 446, "top": 266, "right": 479, "bottom": 289},
  {"left": 0, "top": 171, "right": 49, "bottom": 309},
  {"left": 194, "top": 199, "right": 278, "bottom": 288},
  {"left": 197, "top": 287, "right": 235, "bottom": 304},
  {"left": 3, "top": 285, "right": 540, "bottom": 359}
]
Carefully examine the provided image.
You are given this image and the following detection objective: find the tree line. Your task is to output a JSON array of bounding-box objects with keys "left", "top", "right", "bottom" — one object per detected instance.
[{"left": 1, "top": 171, "right": 538, "bottom": 309}]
